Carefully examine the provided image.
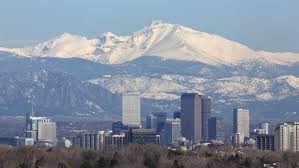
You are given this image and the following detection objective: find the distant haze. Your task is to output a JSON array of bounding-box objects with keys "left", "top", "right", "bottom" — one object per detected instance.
[{"left": 0, "top": 0, "right": 298, "bottom": 53}]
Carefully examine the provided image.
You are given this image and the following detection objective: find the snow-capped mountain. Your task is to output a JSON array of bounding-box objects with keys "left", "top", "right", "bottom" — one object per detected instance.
[
  {"left": 1, "top": 21, "right": 299, "bottom": 66},
  {"left": 0, "top": 21, "right": 298, "bottom": 119}
]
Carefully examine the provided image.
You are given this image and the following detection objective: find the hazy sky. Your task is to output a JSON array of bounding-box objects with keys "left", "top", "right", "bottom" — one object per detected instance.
[{"left": 0, "top": 0, "right": 298, "bottom": 52}]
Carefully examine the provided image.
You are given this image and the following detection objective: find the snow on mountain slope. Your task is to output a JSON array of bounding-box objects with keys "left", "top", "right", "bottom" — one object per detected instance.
[
  {"left": 1, "top": 21, "right": 299, "bottom": 66},
  {"left": 0, "top": 33, "right": 101, "bottom": 60},
  {"left": 89, "top": 75, "right": 203, "bottom": 100},
  {"left": 88, "top": 74, "right": 299, "bottom": 101}
]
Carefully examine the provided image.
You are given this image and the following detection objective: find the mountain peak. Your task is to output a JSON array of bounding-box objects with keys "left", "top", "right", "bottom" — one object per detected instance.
[
  {"left": 150, "top": 20, "right": 164, "bottom": 27},
  {"left": 1, "top": 21, "right": 299, "bottom": 65},
  {"left": 59, "top": 32, "right": 76, "bottom": 38},
  {"left": 101, "top": 32, "right": 118, "bottom": 38}
]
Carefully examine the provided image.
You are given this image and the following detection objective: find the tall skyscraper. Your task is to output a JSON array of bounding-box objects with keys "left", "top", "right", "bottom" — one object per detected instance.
[
  {"left": 208, "top": 117, "right": 225, "bottom": 142},
  {"left": 122, "top": 93, "right": 141, "bottom": 126},
  {"left": 181, "top": 93, "right": 202, "bottom": 143},
  {"left": 164, "top": 119, "right": 181, "bottom": 146},
  {"left": 200, "top": 95, "right": 211, "bottom": 142},
  {"left": 275, "top": 122, "right": 299, "bottom": 152},
  {"left": 233, "top": 108, "right": 249, "bottom": 141}
]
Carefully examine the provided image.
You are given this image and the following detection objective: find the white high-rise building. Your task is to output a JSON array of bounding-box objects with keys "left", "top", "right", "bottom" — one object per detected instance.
[
  {"left": 275, "top": 122, "right": 299, "bottom": 152},
  {"left": 233, "top": 109, "right": 249, "bottom": 142},
  {"left": 122, "top": 93, "right": 141, "bottom": 126},
  {"left": 164, "top": 119, "right": 181, "bottom": 146}
]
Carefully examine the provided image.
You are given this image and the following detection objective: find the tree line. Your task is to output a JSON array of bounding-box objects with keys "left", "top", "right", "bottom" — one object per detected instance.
[{"left": 0, "top": 144, "right": 298, "bottom": 168}]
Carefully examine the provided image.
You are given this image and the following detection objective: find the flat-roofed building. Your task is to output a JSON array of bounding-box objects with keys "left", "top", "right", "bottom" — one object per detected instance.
[
  {"left": 146, "top": 112, "right": 167, "bottom": 134},
  {"left": 256, "top": 134, "right": 274, "bottom": 151},
  {"left": 122, "top": 93, "right": 141, "bottom": 126},
  {"left": 275, "top": 122, "right": 299, "bottom": 152},
  {"left": 233, "top": 108, "right": 250, "bottom": 142},
  {"left": 37, "top": 121, "right": 57, "bottom": 145},
  {"left": 200, "top": 95, "right": 211, "bottom": 142},
  {"left": 208, "top": 117, "right": 225, "bottom": 142},
  {"left": 164, "top": 119, "right": 181, "bottom": 146},
  {"left": 131, "top": 129, "right": 159, "bottom": 145},
  {"left": 181, "top": 93, "right": 202, "bottom": 144}
]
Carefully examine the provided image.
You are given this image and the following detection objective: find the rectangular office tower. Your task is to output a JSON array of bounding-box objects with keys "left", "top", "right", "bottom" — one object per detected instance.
[
  {"left": 208, "top": 117, "right": 225, "bottom": 142},
  {"left": 37, "top": 121, "right": 57, "bottom": 145},
  {"left": 181, "top": 93, "right": 202, "bottom": 144},
  {"left": 200, "top": 95, "right": 211, "bottom": 142},
  {"left": 233, "top": 108, "right": 250, "bottom": 140},
  {"left": 122, "top": 93, "right": 141, "bottom": 126},
  {"left": 275, "top": 122, "right": 299, "bottom": 152},
  {"left": 146, "top": 112, "right": 167, "bottom": 134},
  {"left": 164, "top": 119, "right": 181, "bottom": 146}
]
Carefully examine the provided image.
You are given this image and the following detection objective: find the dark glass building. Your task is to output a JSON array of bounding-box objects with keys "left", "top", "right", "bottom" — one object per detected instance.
[
  {"left": 200, "top": 95, "right": 211, "bottom": 142},
  {"left": 173, "top": 111, "right": 181, "bottom": 119},
  {"left": 146, "top": 112, "right": 167, "bottom": 134},
  {"left": 131, "top": 129, "right": 160, "bottom": 145},
  {"left": 256, "top": 134, "right": 275, "bottom": 151},
  {"left": 112, "top": 121, "right": 128, "bottom": 135},
  {"left": 181, "top": 93, "right": 202, "bottom": 143},
  {"left": 208, "top": 117, "right": 225, "bottom": 142}
]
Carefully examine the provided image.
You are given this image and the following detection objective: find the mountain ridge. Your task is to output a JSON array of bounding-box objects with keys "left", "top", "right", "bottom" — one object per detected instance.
[
  {"left": 1, "top": 21, "right": 299, "bottom": 66},
  {"left": 0, "top": 52, "right": 297, "bottom": 119}
]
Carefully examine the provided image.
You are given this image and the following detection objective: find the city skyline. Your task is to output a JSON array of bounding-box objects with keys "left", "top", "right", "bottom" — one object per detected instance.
[{"left": 0, "top": 1, "right": 298, "bottom": 167}]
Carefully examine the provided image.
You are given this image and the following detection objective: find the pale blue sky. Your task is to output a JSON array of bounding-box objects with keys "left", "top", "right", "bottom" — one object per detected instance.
[{"left": 0, "top": 0, "right": 298, "bottom": 52}]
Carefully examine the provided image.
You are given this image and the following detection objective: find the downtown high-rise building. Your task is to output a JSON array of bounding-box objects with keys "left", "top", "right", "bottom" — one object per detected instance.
[
  {"left": 122, "top": 93, "right": 141, "bottom": 126},
  {"left": 275, "top": 122, "right": 299, "bottom": 152},
  {"left": 25, "top": 112, "right": 56, "bottom": 145},
  {"left": 146, "top": 112, "right": 167, "bottom": 134},
  {"left": 163, "top": 118, "right": 181, "bottom": 146},
  {"left": 233, "top": 108, "right": 250, "bottom": 142},
  {"left": 200, "top": 95, "right": 211, "bottom": 142},
  {"left": 181, "top": 93, "right": 202, "bottom": 143},
  {"left": 181, "top": 93, "right": 211, "bottom": 143},
  {"left": 208, "top": 117, "right": 225, "bottom": 142}
]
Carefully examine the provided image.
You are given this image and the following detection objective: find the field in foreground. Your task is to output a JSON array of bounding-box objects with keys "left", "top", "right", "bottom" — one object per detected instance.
[{"left": 0, "top": 145, "right": 298, "bottom": 168}]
